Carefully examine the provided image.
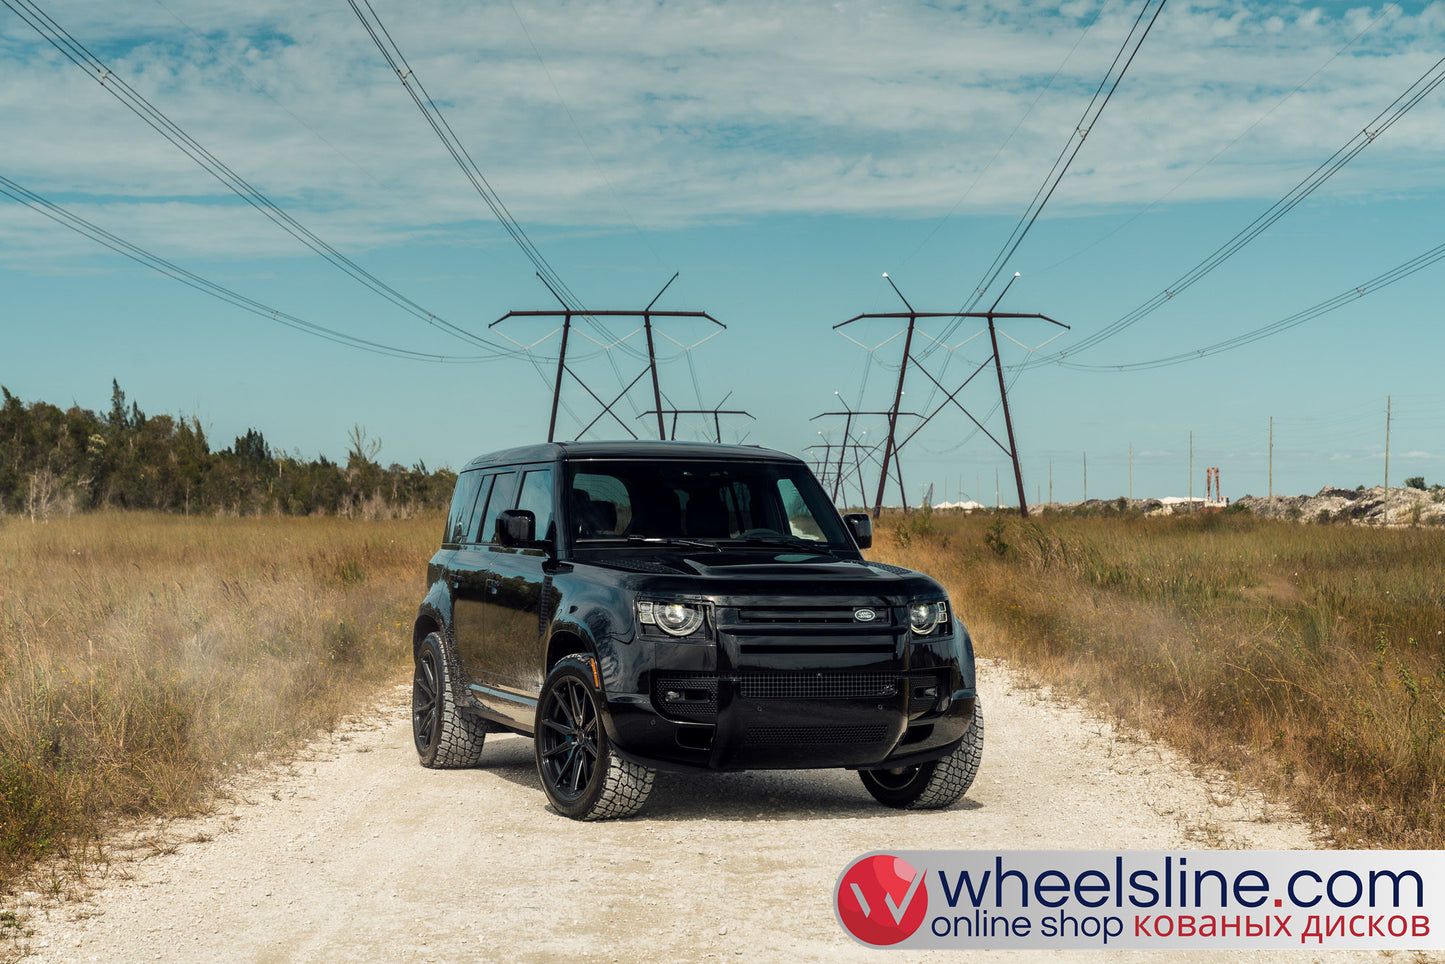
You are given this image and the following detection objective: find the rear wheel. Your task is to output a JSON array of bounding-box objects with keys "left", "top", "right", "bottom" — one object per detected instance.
[
  {"left": 535, "top": 655, "right": 653, "bottom": 820},
  {"left": 412, "top": 631, "right": 486, "bottom": 768},
  {"left": 859, "top": 699, "right": 983, "bottom": 809}
]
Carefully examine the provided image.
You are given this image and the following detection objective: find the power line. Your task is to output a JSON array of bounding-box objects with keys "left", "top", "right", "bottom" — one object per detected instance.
[
  {"left": 895, "top": 1, "right": 1108, "bottom": 270},
  {"left": 506, "top": 0, "right": 667, "bottom": 274},
  {"left": 903, "top": 0, "right": 1165, "bottom": 424},
  {"left": 954, "top": 0, "right": 1167, "bottom": 322},
  {"left": 1029, "top": 2, "right": 1401, "bottom": 277},
  {"left": 345, "top": 0, "right": 653, "bottom": 404},
  {"left": 1051, "top": 48, "right": 1445, "bottom": 362},
  {"left": 0, "top": 172, "right": 494, "bottom": 363},
  {"left": 2, "top": 0, "right": 518, "bottom": 357},
  {"left": 1059, "top": 235, "right": 1445, "bottom": 372},
  {"left": 345, "top": 0, "right": 579, "bottom": 312}
]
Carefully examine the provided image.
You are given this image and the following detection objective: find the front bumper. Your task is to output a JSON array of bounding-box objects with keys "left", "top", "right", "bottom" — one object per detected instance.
[{"left": 603, "top": 602, "right": 976, "bottom": 771}]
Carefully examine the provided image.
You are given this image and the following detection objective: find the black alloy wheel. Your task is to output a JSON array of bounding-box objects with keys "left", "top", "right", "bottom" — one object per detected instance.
[
  {"left": 412, "top": 643, "right": 442, "bottom": 757},
  {"left": 411, "top": 631, "right": 485, "bottom": 768},
  {"left": 534, "top": 655, "right": 654, "bottom": 820},
  {"left": 538, "top": 674, "right": 599, "bottom": 801}
]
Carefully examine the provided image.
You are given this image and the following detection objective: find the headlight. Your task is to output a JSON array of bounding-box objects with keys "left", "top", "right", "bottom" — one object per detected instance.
[
  {"left": 637, "top": 600, "right": 705, "bottom": 637},
  {"left": 908, "top": 601, "right": 949, "bottom": 636}
]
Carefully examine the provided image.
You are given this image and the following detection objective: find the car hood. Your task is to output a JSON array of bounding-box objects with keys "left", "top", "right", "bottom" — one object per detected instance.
[{"left": 575, "top": 550, "right": 941, "bottom": 599}]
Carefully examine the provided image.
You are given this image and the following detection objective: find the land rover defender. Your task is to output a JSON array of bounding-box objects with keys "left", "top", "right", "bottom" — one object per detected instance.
[{"left": 412, "top": 440, "right": 981, "bottom": 819}]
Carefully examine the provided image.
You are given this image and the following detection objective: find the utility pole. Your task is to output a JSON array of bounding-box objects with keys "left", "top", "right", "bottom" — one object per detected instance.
[
  {"left": 834, "top": 273, "right": 1067, "bottom": 519},
  {"left": 1083, "top": 451, "right": 1087, "bottom": 502},
  {"left": 1128, "top": 443, "right": 1133, "bottom": 502},
  {"left": 1268, "top": 416, "right": 1273, "bottom": 502},
  {"left": 1189, "top": 431, "right": 1194, "bottom": 505},
  {"left": 1048, "top": 458, "right": 1053, "bottom": 505},
  {"left": 1384, "top": 395, "right": 1392, "bottom": 526}
]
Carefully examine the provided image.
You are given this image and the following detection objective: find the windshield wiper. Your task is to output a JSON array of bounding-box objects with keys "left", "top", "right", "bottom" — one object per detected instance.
[
  {"left": 732, "top": 535, "right": 828, "bottom": 552},
  {"left": 578, "top": 536, "right": 722, "bottom": 553}
]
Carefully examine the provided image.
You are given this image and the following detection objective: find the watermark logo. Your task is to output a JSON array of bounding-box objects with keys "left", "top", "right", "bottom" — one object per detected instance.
[
  {"left": 832, "top": 850, "right": 1445, "bottom": 950},
  {"left": 836, "top": 854, "right": 929, "bottom": 945}
]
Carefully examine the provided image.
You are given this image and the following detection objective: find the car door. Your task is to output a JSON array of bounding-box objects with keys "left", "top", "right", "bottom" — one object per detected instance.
[
  {"left": 452, "top": 470, "right": 511, "bottom": 682},
  {"left": 477, "top": 465, "right": 554, "bottom": 717}
]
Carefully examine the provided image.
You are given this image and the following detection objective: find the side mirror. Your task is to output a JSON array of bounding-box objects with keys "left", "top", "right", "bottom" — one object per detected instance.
[
  {"left": 843, "top": 512, "right": 872, "bottom": 550},
  {"left": 496, "top": 509, "right": 536, "bottom": 547}
]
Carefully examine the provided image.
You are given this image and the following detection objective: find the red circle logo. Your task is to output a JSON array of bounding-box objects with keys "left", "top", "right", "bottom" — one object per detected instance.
[{"left": 836, "top": 854, "right": 929, "bottom": 946}]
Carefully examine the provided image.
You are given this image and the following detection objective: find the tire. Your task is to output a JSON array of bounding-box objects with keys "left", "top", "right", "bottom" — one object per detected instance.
[
  {"left": 535, "top": 654, "right": 654, "bottom": 820},
  {"left": 859, "top": 699, "right": 983, "bottom": 809},
  {"left": 412, "top": 631, "right": 486, "bottom": 768}
]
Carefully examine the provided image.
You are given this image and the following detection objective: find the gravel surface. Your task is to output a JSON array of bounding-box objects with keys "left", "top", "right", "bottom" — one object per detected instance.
[{"left": 4, "top": 659, "right": 1419, "bottom": 963}]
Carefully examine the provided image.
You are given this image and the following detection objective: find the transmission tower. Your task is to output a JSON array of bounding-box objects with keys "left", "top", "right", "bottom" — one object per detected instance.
[
  {"left": 491, "top": 273, "right": 725, "bottom": 441},
  {"left": 836, "top": 274, "right": 1068, "bottom": 518},
  {"left": 638, "top": 390, "right": 753, "bottom": 442},
  {"left": 811, "top": 401, "right": 916, "bottom": 509}
]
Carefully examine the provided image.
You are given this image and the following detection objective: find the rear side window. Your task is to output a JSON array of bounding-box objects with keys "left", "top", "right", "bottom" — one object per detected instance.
[
  {"left": 445, "top": 470, "right": 485, "bottom": 545},
  {"left": 477, "top": 471, "right": 518, "bottom": 545},
  {"left": 516, "top": 468, "right": 554, "bottom": 542},
  {"left": 466, "top": 475, "right": 496, "bottom": 543}
]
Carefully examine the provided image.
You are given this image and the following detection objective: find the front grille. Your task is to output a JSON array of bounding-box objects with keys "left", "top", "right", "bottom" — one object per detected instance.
[
  {"left": 734, "top": 604, "right": 894, "bottom": 630},
  {"left": 745, "top": 724, "right": 889, "bottom": 746},
  {"left": 738, "top": 673, "right": 897, "bottom": 700}
]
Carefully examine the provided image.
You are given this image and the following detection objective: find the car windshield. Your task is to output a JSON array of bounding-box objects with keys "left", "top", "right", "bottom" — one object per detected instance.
[{"left": 566, "top": 459, "right": 849, "bottom": 549}]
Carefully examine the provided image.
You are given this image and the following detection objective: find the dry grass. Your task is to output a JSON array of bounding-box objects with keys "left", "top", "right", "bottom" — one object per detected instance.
[
  {"left": 0, "top": 512, "right": 435, "bottom": 890},
  {"left": 876, "top": 508, "right": 1445, "bottom": 848}
]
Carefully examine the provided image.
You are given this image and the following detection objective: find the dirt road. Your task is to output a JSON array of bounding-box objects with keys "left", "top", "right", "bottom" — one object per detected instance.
[{"left": 7, "top": 660, "right": 1407, "bottom": 963}]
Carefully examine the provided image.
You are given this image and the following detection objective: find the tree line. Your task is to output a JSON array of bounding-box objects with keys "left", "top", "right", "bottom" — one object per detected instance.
[{"left": 1, "top": 381, "right": 456, "bottom": 520}]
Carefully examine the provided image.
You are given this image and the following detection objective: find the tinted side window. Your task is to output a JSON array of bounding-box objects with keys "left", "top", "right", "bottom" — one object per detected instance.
[
  {"left": 516, "top": 468, "right": 554, "bottom": 542},
  {"left": 466, "top": 475, "right": 496, "bottom": 543},
  {"left": 445, "top": 470, "right": 485, "bottom": 545},
  {"left": 477, "top": 471, "right": 518, "bottom": 545}
]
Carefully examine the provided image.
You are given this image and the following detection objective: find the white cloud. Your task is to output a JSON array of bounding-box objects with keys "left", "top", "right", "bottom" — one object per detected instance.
[{"left": 1, "top": 0, "right": 1443, "bottom": 258}]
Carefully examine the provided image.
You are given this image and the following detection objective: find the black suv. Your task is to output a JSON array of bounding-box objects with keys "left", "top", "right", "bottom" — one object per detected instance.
[{"left": 412, "top": 441, "right": 981, "bottom": 820}]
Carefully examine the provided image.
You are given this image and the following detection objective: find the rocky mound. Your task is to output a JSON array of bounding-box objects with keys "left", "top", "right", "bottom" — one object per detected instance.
[{"left": 1232, "top": 485, "right": 1445, "bottom": 526}]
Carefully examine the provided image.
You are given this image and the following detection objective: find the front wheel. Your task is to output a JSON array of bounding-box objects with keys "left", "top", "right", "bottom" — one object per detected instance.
[
  {"left": 535, "top": 655, "right": 654, "bottom": 820},
  {"left": 859, "top": 699, "right": 983, "bottom": 809}
]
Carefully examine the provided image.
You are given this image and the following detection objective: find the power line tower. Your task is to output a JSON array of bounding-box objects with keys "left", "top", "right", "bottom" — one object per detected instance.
[
  {"left": 491, "top": 274, "right": 725, "bottom": 441},
  {"left": 810, "top": 401, "right": 917, "bottom": 509},
  {"left": 639, "top": 391, "right": 754, "bottom": 442},
  {"left": 836, "top": 274, "right": 1068, "bottom": 518}
]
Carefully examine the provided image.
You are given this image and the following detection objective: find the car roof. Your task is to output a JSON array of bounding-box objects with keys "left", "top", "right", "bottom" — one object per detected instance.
[{"left": 459, "top": 439, "right": 803, "bottom": 473}]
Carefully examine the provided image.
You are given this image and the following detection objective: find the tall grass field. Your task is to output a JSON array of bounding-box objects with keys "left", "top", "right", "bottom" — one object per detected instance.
[
  {"left": 3, "top": 508, "right": 1441, "bottom": 894},
  {"left": 875, "top": 508, "right": 1445, "bottom": 848},
  {"left": 0, "top": 513, "right": 434, "bottom": 890}
]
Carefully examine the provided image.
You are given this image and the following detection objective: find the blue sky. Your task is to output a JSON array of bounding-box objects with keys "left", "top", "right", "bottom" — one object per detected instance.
[{"left": 3, "top": 0, "right": 1444, "bottom": 506}]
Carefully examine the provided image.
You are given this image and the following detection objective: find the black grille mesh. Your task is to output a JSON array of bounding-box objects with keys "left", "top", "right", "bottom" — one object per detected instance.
[
  {"left": 745, "top": 724, "right": 889, "bottom": 746},
  {"left": 738, "top": 673, "right": 897, "bottom": 699}
]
